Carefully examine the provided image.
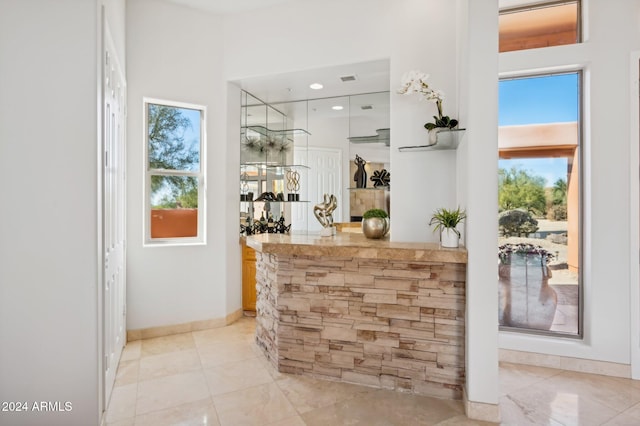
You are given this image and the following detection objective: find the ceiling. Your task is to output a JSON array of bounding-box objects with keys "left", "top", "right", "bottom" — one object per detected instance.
[
  {"left": 166, "top": 0, "right": 308, "bottom": 15},
  {"left": 235, "top": 59, "right": 390, "bottom": 105},
  {"left": 165, "top": 2, "right": 389, "bottom": 120}
]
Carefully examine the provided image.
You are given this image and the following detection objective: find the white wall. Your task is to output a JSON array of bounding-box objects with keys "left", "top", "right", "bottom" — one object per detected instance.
[
  {"left": 126, "top": 0, "right": 232, "bottom": 330},
  {"left": 223, "top": 0, "right": 459, "bottom": 244},
  {"left": 498, "top": 0, "right": 640, "bottom": 366},
  {"left": 0, "top": 1, "right": 125, "bottom": 424}
]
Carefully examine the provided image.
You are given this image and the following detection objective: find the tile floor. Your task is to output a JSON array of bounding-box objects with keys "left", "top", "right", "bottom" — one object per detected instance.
[{"left": 106, "top": 317, "right": 640, "bottom": 426}]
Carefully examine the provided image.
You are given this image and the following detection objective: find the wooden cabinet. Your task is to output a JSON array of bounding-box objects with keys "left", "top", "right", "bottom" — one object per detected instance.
[{"left": 242, "top": 242, "right": 257, "bottom": 311}]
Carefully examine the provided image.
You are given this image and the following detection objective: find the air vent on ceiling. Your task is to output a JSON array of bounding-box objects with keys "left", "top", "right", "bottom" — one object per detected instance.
[
  {"left": 361, "top": 105, "right": 373, "bottom": 110},
  {"left": 340, "top": 75, "right": 357, "bottom": 82}
]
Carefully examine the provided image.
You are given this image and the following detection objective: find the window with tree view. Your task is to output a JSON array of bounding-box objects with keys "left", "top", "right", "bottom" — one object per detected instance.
[
  {"left": 498, "top": 72, "right": 581, "bottom": 336},
  {"left": 145, "top": 99, "right": 205, "bottom": 243}
]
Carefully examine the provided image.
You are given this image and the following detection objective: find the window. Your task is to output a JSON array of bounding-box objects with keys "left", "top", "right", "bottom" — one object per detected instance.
[
  {"left": 144, "top": 99, "right": 206, "bottom": 244},
  {"left": 498, "top": 72, "right": 581, "bottom": 337},
  {"left": 499, "top": 1, "right": 581, "bottom": 53}
]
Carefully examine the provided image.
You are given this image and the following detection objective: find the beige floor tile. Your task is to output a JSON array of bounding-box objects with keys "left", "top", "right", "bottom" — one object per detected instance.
[
  {"left": 602, "top": 411, "right": 640, "bottom": 426},
  {"left": 138, "top": 348, "right": 202, "bottom": 381},
  {"left": 621, "top": 401, "right": 640, "bottom": 420},
  {"left": 136, "top": 370, "right": 210, "bottom": 415},
  {"left": 433, "top": 414, "right": 496, "bottom": 425},
  {"left": 134, "top": 398, "right": 220, "bottom": 426},
  {"left": 115, "top": 360, "right": 140, "bottom": 387},
  {"left": 498, "top": 395, "right": 564, "bottom": 426},
  {"left": 193, "top": 324, "right": 254, "bottom": 347},
  {"left": 106, "top": 417, "right": 136, "bottom": 426},
  {"left": 121, "top": 341, "right": 141, "bottom": 362},
  {"left": 256, "top": 352, "right": 286, "bottom": 381},
  {"left": 301, "top": 388, "right": 464, "bottom": 426},
  {"left": 203, "top": 357, "right": 273, "bottom": 396},
  {"left": 498, "top": 361, "right": 562, "bottom": 396},
  {"left": 213, "top": 382, "right": 298, "bottom": 426},
  {"left": 276, "top": 373, "right": 375, "bottom": 414},
  {"left": 541, "top": 370, "right": 640, "bottom": 412},
  {"left": 505, "top": 381, "right": 621, "bottom": 425},
  {"left": 106, "top": 383, "right": 138, "bottom": 423},
  {"left": 140, "top": 332, "right": 196, "bottom": 357},
  {"left": 108, "top": 317, "right": 640, "bottom": 426},
  {"left": 197, "top": 340, "right": 259, "bottom": 368},
  {"left": 265, "top": 415, "right": 307, "bottom": 426}
]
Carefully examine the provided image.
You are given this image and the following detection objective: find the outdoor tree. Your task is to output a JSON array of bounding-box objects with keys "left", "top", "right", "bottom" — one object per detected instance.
[
  {"left": 498, "top": 167, "right": 547, "bottom": 216},
  {"left": 148, "top": 104, "right": 199, "bottom": 208},
  {"left": 552, "top": 178, "right": 567, "bottom": 205}
]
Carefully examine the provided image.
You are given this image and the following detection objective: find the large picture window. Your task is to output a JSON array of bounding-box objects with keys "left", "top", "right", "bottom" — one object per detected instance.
[
  {"left": 498, "top": 72, "right": 581, "bottom": 336},
  {"left": 144, "top": 99, "right": 206, "bottom": 244}
]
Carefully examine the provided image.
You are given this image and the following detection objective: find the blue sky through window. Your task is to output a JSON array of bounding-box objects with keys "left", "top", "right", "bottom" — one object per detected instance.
[
  {"left": 499, "top": 73, "right": 578, "bottom": 126},
  {"left": 499, "top": 73, "right": 578, "bottom": 186}
]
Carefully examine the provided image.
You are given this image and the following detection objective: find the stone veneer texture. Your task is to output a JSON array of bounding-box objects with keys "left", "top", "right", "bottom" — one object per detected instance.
[{"left": 254, "top": 252, "right": 466, "bottom": 400}]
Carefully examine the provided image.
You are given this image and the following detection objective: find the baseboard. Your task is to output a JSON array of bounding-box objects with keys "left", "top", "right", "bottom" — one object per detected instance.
[
  {"left": 462, "top": 388, "right": 500, "bottom": 423},
  {"left": 127, "top": 308, "right": 244, "bottom": 342},
  {"left": 499, "top": 348, "right": 631, "bottom": 378}
]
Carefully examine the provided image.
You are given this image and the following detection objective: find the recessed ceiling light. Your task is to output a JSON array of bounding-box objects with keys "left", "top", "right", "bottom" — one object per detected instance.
[
  {"left": 332, "top": 105, "right": 344, "bottom": 111},
  {"left": 309, "top": 83, "right": 323, "bottom": 90}
]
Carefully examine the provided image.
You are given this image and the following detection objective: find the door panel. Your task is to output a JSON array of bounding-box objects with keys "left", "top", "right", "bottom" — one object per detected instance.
[
  {"left": 103, "top": 22, "right": 126, "bottom": 407},
  {"left": 294, "top": 148, "right": 342, "bottom": 232}
]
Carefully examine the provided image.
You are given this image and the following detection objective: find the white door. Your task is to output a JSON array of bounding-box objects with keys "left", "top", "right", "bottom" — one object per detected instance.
[
  {"left": 294, "top": 148, "right": 342, "bottom": 232},
  {"left": 102, "top": 22, "right": 126, "bottom": 405}
]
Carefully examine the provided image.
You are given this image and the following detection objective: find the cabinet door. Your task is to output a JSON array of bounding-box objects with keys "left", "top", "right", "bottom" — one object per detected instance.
[{"left": 242, "top": 245, "right": 257, "bottom": 311}]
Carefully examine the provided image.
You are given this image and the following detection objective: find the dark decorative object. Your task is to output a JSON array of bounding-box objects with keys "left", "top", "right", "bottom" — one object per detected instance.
[
  {"left": 241, "top": 213, "right": 291, "bottom": 235},
  {"left": 276, "top": 215, "right": 291, "bottom": 233},
  {"left": 255, "top": 191, "right": 277, "bottom": 202},
  {"left": 276, "top": 192, "right": 285, "bottom": 201},
  {"left": 354, "top": 155, "right": 367, "bottom": 188},
  {"left": 370, "top": 169, "right": 390, "bottom": 187}
]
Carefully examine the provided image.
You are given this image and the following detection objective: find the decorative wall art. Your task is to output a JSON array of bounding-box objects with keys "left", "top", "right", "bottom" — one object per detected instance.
[
  {"left": 354, "top": 154, "right": 367, "bottom": 188},
  {"left": 370, "top": 169, "right": 390, "bottom": 187}
]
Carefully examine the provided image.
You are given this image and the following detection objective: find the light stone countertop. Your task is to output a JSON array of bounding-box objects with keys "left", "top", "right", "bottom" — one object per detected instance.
[{"left": 246, "top": 232, "right": 467, "bottom": 263}]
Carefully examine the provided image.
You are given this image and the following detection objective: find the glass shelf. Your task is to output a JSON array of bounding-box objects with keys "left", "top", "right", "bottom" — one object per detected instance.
[
  {"left": 240, "top": 200, "right": 309, "bottom": 203},
  {"left": 266, "top": 164, "right": 310, "bottom": 170},
  {"left": 242, "top": 125, "right": 311, "bottom": 137},
  {"left": 348, "top": 128, "right": 390, "bottom": 146},
  {"left": 398, "top": 128, "right": 465, "bottom": 152},
  {"left": 348, "top": 186, "right": 390, "bottom": 190}
]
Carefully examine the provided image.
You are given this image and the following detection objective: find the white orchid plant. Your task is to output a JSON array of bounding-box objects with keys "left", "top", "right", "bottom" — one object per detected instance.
[{"left": 397, "top": 70, "right": 459, "bottom": 130}]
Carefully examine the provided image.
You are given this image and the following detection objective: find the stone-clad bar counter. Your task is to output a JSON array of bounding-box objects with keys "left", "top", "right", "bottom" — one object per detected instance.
[{"left": 246, "top": 232, "right": 467, "bottom": 399}]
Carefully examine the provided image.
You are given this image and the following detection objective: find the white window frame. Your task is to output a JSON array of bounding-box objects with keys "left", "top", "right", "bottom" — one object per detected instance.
[{"left": 143, "top": 97, "right": 206, "bottom": 246}]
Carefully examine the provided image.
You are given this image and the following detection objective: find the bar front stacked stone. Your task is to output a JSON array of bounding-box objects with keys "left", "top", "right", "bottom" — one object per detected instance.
[{"left": 250, "top": 233, "right": 467, "bottom": 400}]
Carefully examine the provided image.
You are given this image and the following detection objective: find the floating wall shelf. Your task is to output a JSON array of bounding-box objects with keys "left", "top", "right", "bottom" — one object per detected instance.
[
  {"left": 242, "top": 125, "right": 311, "bottom": 137},
  {"left": 398, "top": 128, "right": 466, "bottom": 152}
]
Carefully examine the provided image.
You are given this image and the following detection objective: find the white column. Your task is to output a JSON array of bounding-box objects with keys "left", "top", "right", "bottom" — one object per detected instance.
[{"left": 457, "top": 0, "right": 500, "bottom": 421}]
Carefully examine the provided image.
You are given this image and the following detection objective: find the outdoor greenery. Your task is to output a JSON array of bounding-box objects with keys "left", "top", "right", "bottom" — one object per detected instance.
[
  {"left": 148, "top": 104, "right": 199, "bottom": 208},
  {"left": 498, "top": 165, "right": 568, "bottom": 236},
  {"left": 498, "top": 167, "right": 547, "bottom": 215},
  {"left": 363, "top": 208, "right": 389, "bottom": 219}
]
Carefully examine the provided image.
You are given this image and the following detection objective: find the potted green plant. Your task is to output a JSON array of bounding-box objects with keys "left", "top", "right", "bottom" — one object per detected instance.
[
  {"left": 429, "top": 207, "right": 466, "bottom": 248},
  {"left": 362, "top": 208, "right": 390, "bottom": 239}
]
